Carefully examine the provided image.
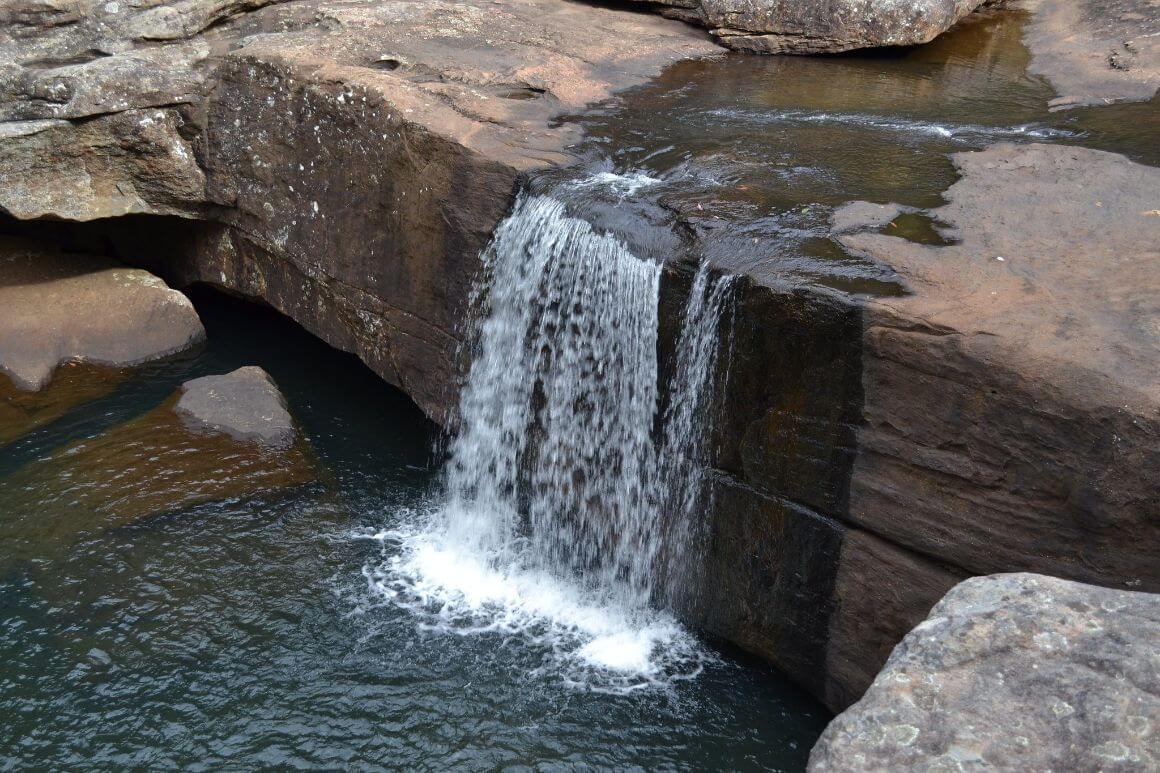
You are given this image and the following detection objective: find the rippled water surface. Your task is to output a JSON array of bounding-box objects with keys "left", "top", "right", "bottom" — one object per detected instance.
[
  {"left": 557, "top": 7, "right": 1159, "bottom": 294},
  {"left": 0, "top": 291, "right": 828, "bottom": 769}
]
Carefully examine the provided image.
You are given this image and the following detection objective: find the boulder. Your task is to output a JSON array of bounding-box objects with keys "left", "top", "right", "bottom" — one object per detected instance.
[
  {"left": 175, "top": 366, "right": 296, "bottom": 449},
  {"left": 809, "top": 573, "right": 1160, "bottom": 771},
  {"left": 1023, "top": 0, "right": 1160, "bottom": 109},
  {"left": 0, "top": 236, "right": 205, "bottom": 391},
  {"left": 636, "top": 0, "right": 987, "bottom": 54}
]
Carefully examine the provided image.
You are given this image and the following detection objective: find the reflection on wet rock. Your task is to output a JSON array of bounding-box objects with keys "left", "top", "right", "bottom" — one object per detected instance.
[{"left": 0, "top": 371, "right": 316, "bottom": 558}]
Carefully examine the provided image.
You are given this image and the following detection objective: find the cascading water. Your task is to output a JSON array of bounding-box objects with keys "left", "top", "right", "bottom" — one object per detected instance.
[{"left": 366, "top": 189, "right": 733, "bottom": 691}]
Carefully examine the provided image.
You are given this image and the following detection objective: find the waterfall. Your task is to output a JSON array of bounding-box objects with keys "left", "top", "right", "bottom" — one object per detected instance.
[{"left": 368, "top": 190, "right": 733, "bottom": 690}]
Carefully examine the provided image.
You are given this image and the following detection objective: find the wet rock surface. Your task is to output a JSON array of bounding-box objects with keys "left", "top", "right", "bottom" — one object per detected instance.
[
  {"left": 809, "top": 573, "right": 1160, "bottom": 771},
  {"left": 176, "top": 365, "right": 296, "bottom": 448},
  {"left": 0, "top": 374, "right": 316, "bottom": 563},
  {"left": 1023, "top": 0, "right": 1160, "bottom": 108},
  {"left": 0, "top": 237, "right": 205, "bottom": 390},
  {"left": 0, "top": 0, "right": 721, "bottom": 420},
  {"left": 636, "top": 0, "right": 986, "bottom": 54}
]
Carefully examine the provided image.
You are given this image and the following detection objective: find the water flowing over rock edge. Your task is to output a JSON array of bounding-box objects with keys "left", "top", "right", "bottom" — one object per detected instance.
[{"left": 361, "top": 193, "right": 737, "bottom": 693}]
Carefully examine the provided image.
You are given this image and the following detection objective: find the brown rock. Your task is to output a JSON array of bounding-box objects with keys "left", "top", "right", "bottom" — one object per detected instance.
[
  {"left": 0, "top": 363, "right": 124, "bottom": 447},
  {"left": 0, "top": 0, "right": 721, "bottom": 420},
  {"left": 0, "top": 374, "right": 316, "bottom": 563},
  {"left": 840, "top": 143, "right": 1160, "bottom": 593},
  {"left": 635, "top": 0, "right": 987, "bottom": 54},
  {"left": 175, "top": 366, "right": 296, "bottom": 449},
  {"left": 1023, "top": 0, "right": 1160, "bottom": 109},
  {"left": 0, "top": 236, "right": 205, "bottom": 391}
]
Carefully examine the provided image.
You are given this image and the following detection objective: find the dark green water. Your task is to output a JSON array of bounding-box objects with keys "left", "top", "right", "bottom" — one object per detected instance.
[{"left": 0, "top": 290, "right": 828, "bottom": 770}]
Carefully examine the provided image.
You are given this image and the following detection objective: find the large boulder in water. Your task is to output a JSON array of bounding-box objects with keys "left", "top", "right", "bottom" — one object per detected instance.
[
  {"left": 176, "top": 366, "right": 296, "bottom": 450},
  {"left": 0, "top": 366, "right": 315, "bottom": 565},
  {"left": 637, "top": 0, "right": 988, "bottom": 54},
  {"left": 0, "top": 237, "right": 205, "bottom": 446},
  {"left": 0, "top": 237, "right": 205, "bottom": 392},
  {"left": 809, "top": 573, "right": 1160, "bottom": 771}
]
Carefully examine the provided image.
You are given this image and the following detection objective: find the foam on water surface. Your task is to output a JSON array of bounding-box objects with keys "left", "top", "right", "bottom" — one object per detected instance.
[{"left": 362, "top": 188, "right": 732, "bottom": 693}]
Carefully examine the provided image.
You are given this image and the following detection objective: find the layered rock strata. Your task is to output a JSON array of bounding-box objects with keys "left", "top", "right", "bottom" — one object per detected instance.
[{"left": 0, "top": 0, "right": 721, "bottom": 420}]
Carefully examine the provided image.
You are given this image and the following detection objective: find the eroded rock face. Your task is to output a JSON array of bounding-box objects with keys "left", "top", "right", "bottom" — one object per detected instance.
[
  {"left": 0, "top": 236, "right": 205, "bottom": 390},
  {"left": 638, "top": 0, "right": 986, "bottom": 54},
  {"left": 841, "top": 143, "right": 1160, "bottom": 592},
  {"left": 176, "top": 366, "right": 296, "bottom": 449},
  {"left": 761, "top": 142, "right": 1160, "bottom": 707},
  {"left": 0, "top": 0, "right": 721, "bottom": 420},
  {"left": 809, "top": 573, "right": 1160, "bottom": 771}
]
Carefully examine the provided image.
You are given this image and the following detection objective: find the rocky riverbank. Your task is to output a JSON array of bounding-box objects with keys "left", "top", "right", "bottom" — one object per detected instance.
[{"left": 2, "top": 0, "right": 1157, "bottom": 746}]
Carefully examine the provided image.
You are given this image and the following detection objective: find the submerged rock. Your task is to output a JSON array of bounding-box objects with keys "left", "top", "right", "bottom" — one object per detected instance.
[
  {"left": 637, "top": 0, "right": 987, "bottom": 54},
  {"left": 0, "top": 370, "right": 315, "bottom": 560},
  {"left": 1023, "top": 0, "right": 1160, "bottom": 108},
  {"left": 0, "top": 237, "right": 205, "bottom": 391},
  {"left": 809, "top": 573, "right": 1160, "bottom": 771},
  {"left": 176, "top": 366, "right": 296, "bottom": 449},
  {"left": 0, "top": 363, "right": 126, "bottom": 447}
]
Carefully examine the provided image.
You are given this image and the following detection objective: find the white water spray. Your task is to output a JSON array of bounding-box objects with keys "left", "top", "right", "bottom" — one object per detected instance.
[{"left": 368, "top": 191, "right": 733, "bottom": 691}]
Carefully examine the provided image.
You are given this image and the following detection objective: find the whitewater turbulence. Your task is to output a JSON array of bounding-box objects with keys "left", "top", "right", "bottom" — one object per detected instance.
[{"left": 365, "top": 191, "right": 733, "bottom": 692}]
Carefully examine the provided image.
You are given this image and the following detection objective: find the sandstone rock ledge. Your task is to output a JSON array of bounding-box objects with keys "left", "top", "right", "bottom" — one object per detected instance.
[
  {"left": 1023, "top": 0, "right": 1160, "bottom": 108},
  {"left": 809, "top": 573, "right": 1159, "bottom": 771},
  {"left": 806, "top": 142, "right": 1160, "bottom": 708},
  {"left": 0, "top": 0, "right": 722, "bottom": 421}
]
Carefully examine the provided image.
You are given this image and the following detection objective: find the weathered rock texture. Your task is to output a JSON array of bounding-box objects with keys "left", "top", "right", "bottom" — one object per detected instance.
[
  {"left": 0, "top": 236, "right": 204, "bottom": 390},
  {"left": 0, "top": 0, "right": 721, "bottom": 420},
  {"left": 637, "top": 0, "right": 987, "bottom": 53},
  {"left": 809, "top": 573, "right": 1160, "bottom": 771},
  {"left": 844, "top": 143, "right": 1159, "bottom": 590},
  {"left": 1023, "top": 0, "right": 1160, "bottom": 108},
  {"left": 666, "top": 142, "right": 1159, "bottom": 711},
  {"left": 176, "top": 366, "right": 296, "bottom": 448},
  {"left": 808, "top": 142, "right": 1159, "bottom": 708}
]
